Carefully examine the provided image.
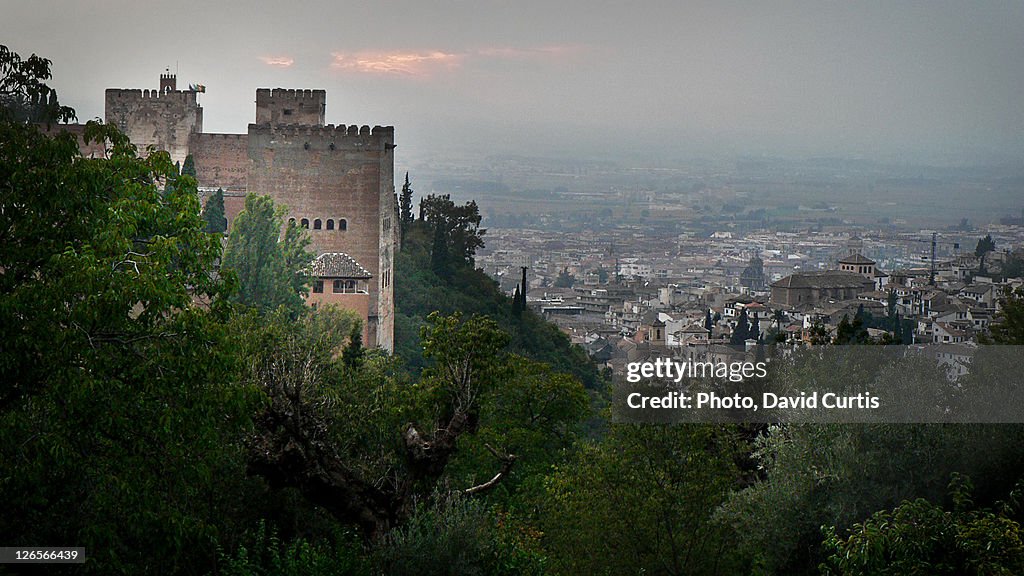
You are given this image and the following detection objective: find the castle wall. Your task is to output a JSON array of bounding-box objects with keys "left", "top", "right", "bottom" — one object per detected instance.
[
  {"left": 189, "top": 133, "right": 248, "bottom": 190},
  {"left": 246, "top": 123, "right": 395, "bottom": 350},
  {"left": 255, "top": 89, "right": 326, "bottom": 126},
  {"left": 96, "top": 79, "right": 394, "bottom": 350},
  {"left": 105, "top": 89, "right": 202, "bottom": 166}
]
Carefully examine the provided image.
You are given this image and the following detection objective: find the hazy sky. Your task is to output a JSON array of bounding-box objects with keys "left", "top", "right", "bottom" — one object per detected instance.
[{"left": 4, "top": 1, "right": 1024, "bottom": 166}]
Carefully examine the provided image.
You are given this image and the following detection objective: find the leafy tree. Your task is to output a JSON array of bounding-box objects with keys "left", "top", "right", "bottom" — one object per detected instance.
[
  {"left": 393, "top": 219, "right": 602, "bottom": 388},
  {"left": 976, "top": 233, "right": 996, "bottom": 274},
  {"left": 540, "top": 425, "right": 748, "bottom": 575},
  {"left": 222, "top": 194, "right": 313, "bottom": 315},
  {"left": 374, "top": 494, "right": 544, "bottom": 576},
  {"left": 720, "top": 419, "right": 1024, "bottom": 575},
  {"left": 0, "top": 44, "right": 75, "bottom": 123},
  {"left": 1, "top": 55, "right": 261, "bottom": 571},
  {"left": 975, "top": 233, "right": 996, "bottom": 257},
  {"left": 420, "top": 194, "right": 486, "bottom": 269},
  {"left": 342, "top": 322, "right": 365, "bottom": 370},
  {"left": 986, "top": 286, "right": 1024, "bottom": 344},
  {"left": 821, "top": 475, "right": 1024, "bottom": 576},
  {"left": 201, "top": 188, "right": 228, "bottom": 234},
  {"left": 430, "top": 218, "right": 450, "bottom": 278}
]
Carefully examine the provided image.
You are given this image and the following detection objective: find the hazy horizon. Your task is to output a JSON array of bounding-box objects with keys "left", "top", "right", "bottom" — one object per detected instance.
[{"left": 5, "top": 1, "right": 1024, "bottom": 168}]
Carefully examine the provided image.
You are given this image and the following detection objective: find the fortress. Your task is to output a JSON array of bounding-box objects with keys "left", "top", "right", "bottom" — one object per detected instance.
[{"left": 99, "top": 74, "right": 396, "bottom": 350}]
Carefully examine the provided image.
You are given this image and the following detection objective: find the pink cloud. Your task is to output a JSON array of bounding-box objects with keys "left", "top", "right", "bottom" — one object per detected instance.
[
  {"left": 327, "top": 45, "right": 591, "bottom": 77},
  {"left": 330, "top": 51, "right": 463, "bottom": 76},
  {"left": 260, "top": 56, "right": 295, "bottom": 68}
]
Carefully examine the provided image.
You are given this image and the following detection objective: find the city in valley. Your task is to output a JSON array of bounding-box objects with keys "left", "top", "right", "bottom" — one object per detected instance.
[{"left": 421, "top": 153, "right": 1024, "bottom": 373}]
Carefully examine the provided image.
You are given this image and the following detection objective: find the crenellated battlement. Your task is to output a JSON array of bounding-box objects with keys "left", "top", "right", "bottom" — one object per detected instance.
[
  {"left": 255, "top": 88, "right": 326, "bottom": 100},
  {"left": 255, "top": 88, "right": 326, "bottom": 126},
  {"left": 248, "top": 123, "right": 394, "bottom": 143},
  {"left": 105, "top": 88, "right": 198, "bottom": 102},
  {"left": 191, "top": 132, "right": 247, "bottom": 141}
]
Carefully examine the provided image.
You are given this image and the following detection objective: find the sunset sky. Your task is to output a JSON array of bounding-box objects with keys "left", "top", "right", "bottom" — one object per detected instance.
[{"left": 4, "top": 0, "right": 1024, "bottom": 166}]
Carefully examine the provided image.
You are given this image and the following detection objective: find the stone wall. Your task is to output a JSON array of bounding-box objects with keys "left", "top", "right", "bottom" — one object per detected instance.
[
  {"left": 255, "top": 89, "right": 326, "bottom": 127},
  {"left": 105, "top": 88, "right": 202, "bottom": 166}
]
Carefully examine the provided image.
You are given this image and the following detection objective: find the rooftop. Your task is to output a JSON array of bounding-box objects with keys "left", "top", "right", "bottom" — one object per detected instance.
[{"left": 309, "top": 252, "right": 372, "bottom": 279}]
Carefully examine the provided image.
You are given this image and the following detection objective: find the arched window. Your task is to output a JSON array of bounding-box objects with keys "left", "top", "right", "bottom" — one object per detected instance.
[
  {"left": 339, "top": 219, "right": 348, "bottom": 231},
  {"left": 288, "top": 217, "right": 296, "bottom": 226},
  {"left": 326, "top": 219, "right": 335, "bottom": 230},
  {"left": 314, "top": 218, "right": 322, "bottom": 230},
  {"left": 301, "top": 218, "right": 309, "bottom": 229}
]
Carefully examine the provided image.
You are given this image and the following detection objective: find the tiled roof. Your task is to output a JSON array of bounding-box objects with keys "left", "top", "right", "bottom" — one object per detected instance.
[
  {"left": 837, "top": 253, "right": 876, "bottom": 265},
  {"left": 770, "top": 271, "right": 873, "bottom": 290},
  {"left": 308, "top": 252, "right": 372, "bottom": 279}
]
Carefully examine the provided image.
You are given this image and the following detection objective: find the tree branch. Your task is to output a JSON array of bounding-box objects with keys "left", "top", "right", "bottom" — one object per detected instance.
[{"left": 463, "top": 443, "right": 517, "bottom": 496}]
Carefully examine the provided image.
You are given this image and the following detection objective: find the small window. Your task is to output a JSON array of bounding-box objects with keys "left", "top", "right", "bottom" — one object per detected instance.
[
  {"left": 301, "top": 218, "right": 309, "bottom": 229},
  {"left": 288, "top": 217, "right": 296, "bottom": 226},
  {"left": 339, "top": 219, "right": 348, "bottom": 231},
  {"left": 333, "top": 279, "right": 344, "bottom": 293},
  {"left": 313, "top": 280, "right": 323, "bottom": 294},
  {"left": 326, "top": 219, "right": 334, "bottom": 230},
  {"left": 314, "top": 219, "right": 322, "bottom": 230},
  {"left": 283, "top": 109, "right": 293, "bottom": 116}
]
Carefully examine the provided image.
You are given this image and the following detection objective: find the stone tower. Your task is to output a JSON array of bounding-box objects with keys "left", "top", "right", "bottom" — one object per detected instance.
[
  {"left": 246, "top": 122, "right": 396, "bottom": 351},
  {"left": 105, "top": 73, "right": 203, "bottom": 166},
  {"left": 255, "top": 89, "right": 326, "bottom": 127}
]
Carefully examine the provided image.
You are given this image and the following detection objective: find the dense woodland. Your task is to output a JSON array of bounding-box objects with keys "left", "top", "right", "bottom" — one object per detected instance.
[{"left": 3, "top": 46, "right": 1024, "bottom": 575}]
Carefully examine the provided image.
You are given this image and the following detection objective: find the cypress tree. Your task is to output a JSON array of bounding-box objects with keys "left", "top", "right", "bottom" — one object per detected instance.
[{"left": 201, "top": 188, "right": 227, "bottom": 234}]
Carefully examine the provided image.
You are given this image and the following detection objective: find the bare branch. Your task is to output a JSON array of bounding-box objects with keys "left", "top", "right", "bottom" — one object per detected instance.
[{"left": 463, "top": 443, "right": 517, "bottom": 496}]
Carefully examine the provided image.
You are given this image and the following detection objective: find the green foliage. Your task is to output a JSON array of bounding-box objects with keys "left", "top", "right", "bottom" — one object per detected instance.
[
  {"left": 394, "top": 219, "right": 602, "bottom": 388},
  {"left": 834, "top": 314, "right": 869, "bottom": 345},
  {"left": 373, "top": 495, "right": 545, "bottom": 576},
  {"left": 444, "top": 355, "right": 590, "bottom": 498},
  {"left": 986, "top": 286, "right": 1024, "bottom": 344},
  {"left": 217, "top": 520, "right": 370, "bottom": 576},
  {"left": 0, "top": 94, "right": 263, "bottom": 571},
  {"left": 399, "top": 172, "right": 414, "bottom": 247},
  {"left": 721, "top": 422, "right": 1024, "bottom": 575},
  {"left": 975, "top": 233, "right": 996, "bottom": 257},
  {"left": 420, "top": 193, "right": 486, "bottom": 270},
  {"left": 222, "top": 194, "right": 313, "bottom": 315},
  {"left": 0, "top": 44, "right": 76, "bottom": 123},
  {"left": 342, "top": 322, "right": 365, "bottom": 370},
  {"left": 182, "top": 153, "right": 197, "bottom": 178},
  {"left": 539, "top": 425, "right": 748, "bottom": 575},
  {"left": 821, "top": 475, "right": 1024, "bottom": 576},
  {"left": 201, "top": 188, "right": 227, "bottom": 234}
]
